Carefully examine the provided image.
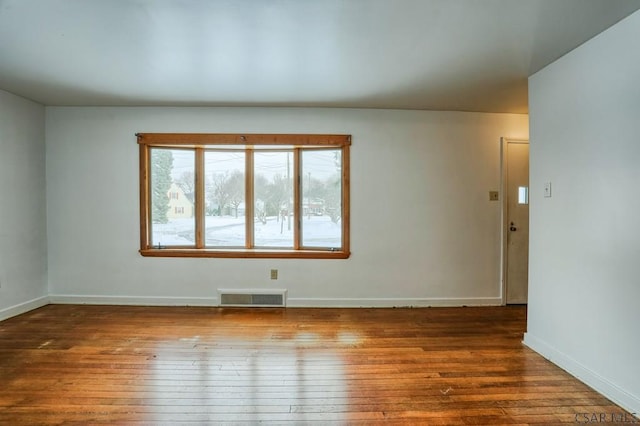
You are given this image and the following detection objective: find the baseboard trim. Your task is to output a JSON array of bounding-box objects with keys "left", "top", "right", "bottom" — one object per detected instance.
[
  {"left": 48, "top": 295, "right": 502, "bottom": 308},
  {"left": 49, "top": 294, "right": 218, "bottom": 307},
  {"left": 524, "top": 332, "right": 640, "bottom": 416},
  {"left": 287, "top": 297, "right": 503, "bottom": 308},
  {"left": 0, "top": 296, "right": 50, "bottom": 322}
]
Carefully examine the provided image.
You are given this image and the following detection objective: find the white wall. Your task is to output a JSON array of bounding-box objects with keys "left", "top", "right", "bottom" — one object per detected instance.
[
  {"left": 45, "top": 107, "right": 527, "bottom": 306},
  {"left": 0, "top": 90, "right": 48, "bottom": 320},
  {"left": 526, "top": 11, "right": 640, "bottom": 414}
]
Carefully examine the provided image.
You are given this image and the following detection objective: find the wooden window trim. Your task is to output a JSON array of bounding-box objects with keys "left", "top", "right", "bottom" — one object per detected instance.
[
  {"left": 137, "top": 133, "right": 349, "bottom": 147},
  {"left": 195, "top": 148, "right": 205, "bottom": 248},
  {"left": 138, "top": 248, "right": 350, "bottom": 259},
  {"left": 293, "top": 148, "right": 301, "bottom": 250},
  {"left": 138, "top": 133, "right": 351, "bottom": 259},
  {"left": 245, "top": 149, "right": 254, "bottom": 249}
]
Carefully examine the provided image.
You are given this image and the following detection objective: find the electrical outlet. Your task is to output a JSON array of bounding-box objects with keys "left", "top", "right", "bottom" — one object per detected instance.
[{"left": 270, "top": 269, "right": 278, "bottom": 280}]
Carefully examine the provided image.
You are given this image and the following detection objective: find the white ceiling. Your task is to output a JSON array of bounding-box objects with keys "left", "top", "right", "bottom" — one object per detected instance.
[{"left": 1, "top": 0, "right": 639, "bottom": 113}]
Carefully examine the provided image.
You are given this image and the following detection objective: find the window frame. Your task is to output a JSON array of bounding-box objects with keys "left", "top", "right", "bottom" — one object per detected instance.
[{"left": 138, "top": 133, "right": 351, "bottom": 259}]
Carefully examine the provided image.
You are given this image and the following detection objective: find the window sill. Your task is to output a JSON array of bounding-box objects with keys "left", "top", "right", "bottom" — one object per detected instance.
[{"left": 139, "top": 248, "right": 350, "bottom": 259}]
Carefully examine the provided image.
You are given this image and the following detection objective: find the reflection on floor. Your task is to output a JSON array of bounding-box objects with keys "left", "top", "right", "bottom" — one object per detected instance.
[{"left": 0, "top": 305, "right": 633, "bottom": 424}]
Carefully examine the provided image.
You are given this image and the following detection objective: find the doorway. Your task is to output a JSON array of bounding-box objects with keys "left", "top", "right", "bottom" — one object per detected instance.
[{"left": 501, "top": 138, "right": 529, "bottom": 304}]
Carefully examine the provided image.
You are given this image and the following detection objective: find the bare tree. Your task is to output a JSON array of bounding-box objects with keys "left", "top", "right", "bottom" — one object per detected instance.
[
  {"left": 254, "top": 174, "right": 269, "bottom": 223},
  {"left": 267, "top": 173, "right": 290, "bottom": 222},
  {"left": 226, "top": 170, "right": 244, "bottom": 218},
  {"left": 175, "top": 170, "right": 195, "bottom": 201},
  {"left": 208, "top": 172, "right": 231, "bottom": 216}
]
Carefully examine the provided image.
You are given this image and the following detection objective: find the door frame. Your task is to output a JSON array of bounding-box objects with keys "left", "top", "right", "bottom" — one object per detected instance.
[{"left": 500, "top": 138, "right": 529, "bottom": 305}]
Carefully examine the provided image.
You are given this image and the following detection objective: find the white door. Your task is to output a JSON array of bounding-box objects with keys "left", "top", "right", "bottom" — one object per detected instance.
[{"left": 505, "top": 140, "right": 529, "bottom": 304}]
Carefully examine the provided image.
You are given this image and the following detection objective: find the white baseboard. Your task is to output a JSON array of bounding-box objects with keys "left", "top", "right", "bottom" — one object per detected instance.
[
  {"left": 524, "top": 332, "right": 639, "bottom": 417},
  {"left": 49, "top": 294, "right": 218, "bottom": 307},
  {"left": 0, "top": 296, "right": 50, "bottom": 321},
  {"left": 287, "top": 297, "right": 503, "bottom": 308},
  {"left": 48, "top": 295, "right": 502, "bottom": 308}
]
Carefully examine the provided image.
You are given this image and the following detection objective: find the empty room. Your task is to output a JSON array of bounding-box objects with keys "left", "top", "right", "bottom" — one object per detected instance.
[{"left": 1, "top": 0, "right": 639, "bottom": 424}]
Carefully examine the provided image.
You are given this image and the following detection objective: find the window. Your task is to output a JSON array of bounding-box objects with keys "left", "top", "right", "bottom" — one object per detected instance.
[
  {"left": 518, "top": 186, "right": 529, "bottom": 205},
  {"left": 138, "top": 133, "right": 351, "bottom": 259}
]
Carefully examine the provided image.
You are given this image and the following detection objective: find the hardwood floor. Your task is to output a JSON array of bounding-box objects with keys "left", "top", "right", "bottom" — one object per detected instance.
[{"left": 0, "top": 305, "right": 633, "bottom": 425}]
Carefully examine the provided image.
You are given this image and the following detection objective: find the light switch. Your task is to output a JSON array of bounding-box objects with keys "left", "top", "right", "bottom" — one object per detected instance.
[
  {"left": 544, "top": 182, "right": 552, "bottom": 198},
  {"left": 489, "top": 191, "right": 499, "bottom": 201}
]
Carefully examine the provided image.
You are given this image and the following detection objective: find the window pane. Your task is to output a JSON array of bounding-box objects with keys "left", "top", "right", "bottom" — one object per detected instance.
[
  {"left": 518, "top": 186, "right": 529, "bottom": 205},
  {"left": 150, "top": 148, "right": 195, "bottom": 246},
  {"left": 302, "top": 149, "right": 342, "bottom": 248},
  {"left": 254, "top": 151, "right": 294, "bottom": 248},
  {"left": 301, "top": 150, "right": 342, "bottom": 248},
  {"left": 204, "top": 151, "right": 246, "bottom": 247}
]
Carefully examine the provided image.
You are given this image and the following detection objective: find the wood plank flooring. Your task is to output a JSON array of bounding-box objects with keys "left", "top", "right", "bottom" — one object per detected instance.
[{"left": 0, "top": 305, "right": 634, "bottom": 425}]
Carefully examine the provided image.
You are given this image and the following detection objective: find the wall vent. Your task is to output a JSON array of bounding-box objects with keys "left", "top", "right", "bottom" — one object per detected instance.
[{"left": 218, "top": 289, "right": 287, "bottom": 307}]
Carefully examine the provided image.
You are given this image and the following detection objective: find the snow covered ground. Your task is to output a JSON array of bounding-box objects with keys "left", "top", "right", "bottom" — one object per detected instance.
[{"left": 151, "top": 215, "right": 341, "bottom": 248}]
